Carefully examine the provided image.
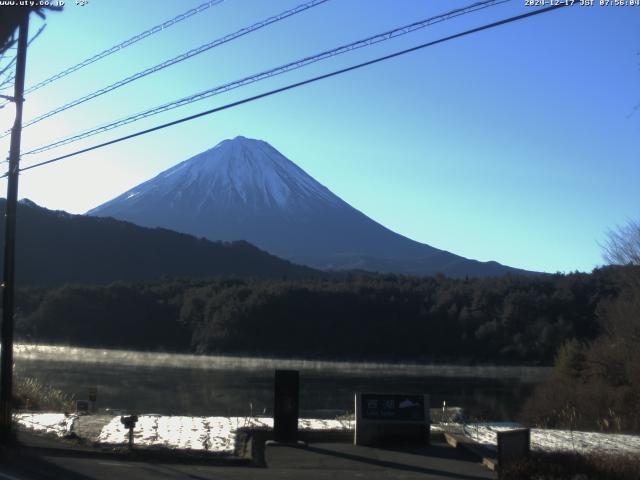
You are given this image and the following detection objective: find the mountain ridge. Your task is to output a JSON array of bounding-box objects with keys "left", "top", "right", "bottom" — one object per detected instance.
[
  {"left": 89, "top": 136, "right": 532, "bottom": 278},
  {"left": 2, "top": 198, "right": 318, "bottom": 286}
]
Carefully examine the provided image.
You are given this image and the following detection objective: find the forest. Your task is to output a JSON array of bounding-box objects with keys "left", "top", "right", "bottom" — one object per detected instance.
[
  {"left": 9, "top": 218, "right": 640, "bottom": 433},
  {"left": 12, "top": 266, "right": 631, "bottom": 365},
  {"left": 522, "top": 222, "right": 640, "bottom": 432}
]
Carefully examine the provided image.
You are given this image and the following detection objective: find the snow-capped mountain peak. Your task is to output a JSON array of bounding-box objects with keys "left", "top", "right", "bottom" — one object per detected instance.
[{"left": 118, "top": 136, "right": 340, "bottom": 212}]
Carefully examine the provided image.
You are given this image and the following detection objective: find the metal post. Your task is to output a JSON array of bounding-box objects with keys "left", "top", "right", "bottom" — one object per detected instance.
[{"left": 0, "top": 12, "right": 30, "bottom": 444}]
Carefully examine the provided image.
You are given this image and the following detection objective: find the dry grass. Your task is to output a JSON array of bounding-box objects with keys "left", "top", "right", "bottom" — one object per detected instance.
[
  {"left": 500, "top": 451, "right": 640, "bottom": 480},
  {"left": 521, "top": 377, "right": 640, "bottom": 433},
  {"left": 13, "top": 376, "right": 75, "bottom": 412}
]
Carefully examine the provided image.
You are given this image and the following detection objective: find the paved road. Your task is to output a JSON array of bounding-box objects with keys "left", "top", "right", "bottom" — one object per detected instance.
[{"left": 1, "top": 433, "right": 495, "bottom": 480}]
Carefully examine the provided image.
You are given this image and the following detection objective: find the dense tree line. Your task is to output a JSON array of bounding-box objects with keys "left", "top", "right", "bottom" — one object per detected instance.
[
  {"left": 522, "top": 268, "right": 640, "bottom": 432},
  {"left": 15, "top": 279, "right": 195, "bottom": 350},
  {"left": 12, "top": 267, "right": 629, "bottom": 364},
  {"left": 521, "top": 222, "right": 640, "bottom": 432},
  {"left": 179, "top": 270, "right": 615, "bottom": 362}
]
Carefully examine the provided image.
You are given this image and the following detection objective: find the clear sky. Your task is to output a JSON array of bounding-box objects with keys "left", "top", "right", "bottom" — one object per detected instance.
[{"left": 0, "top": 0, "right": 638, "bottom": 274}]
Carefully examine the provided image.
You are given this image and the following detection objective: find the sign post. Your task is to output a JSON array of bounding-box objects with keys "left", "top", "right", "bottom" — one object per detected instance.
[
  {"left": 120, "top": 415, "right": 138, "bottom": 449},
  {"left": 88, "top": 386, "right": 97, "bottom": 413}
]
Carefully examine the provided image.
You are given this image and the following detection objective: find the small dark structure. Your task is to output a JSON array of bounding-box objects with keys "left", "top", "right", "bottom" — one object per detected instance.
[
  {"left": 120, "top": 415, "right": 139, "bottom": 448},
  {"left": 273, "top": 370, "right": 299, "bottom": 443},
  {"left": 88, "top": 386, "right": 97, "bottom": 413},
  {"left": 497, "top": 428, "right": 530, "bottom": 471},
  {"left": 76, "top": 400, "right": 90, "bottom": 415}
]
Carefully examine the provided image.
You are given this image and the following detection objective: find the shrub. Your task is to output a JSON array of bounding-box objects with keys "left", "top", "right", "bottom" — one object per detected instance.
[
  {"left": 13, "top": 377, "right": 75, "bottom": 412},
  {"left": 500, "top": 451, "right": 640, "bottom": 480}
]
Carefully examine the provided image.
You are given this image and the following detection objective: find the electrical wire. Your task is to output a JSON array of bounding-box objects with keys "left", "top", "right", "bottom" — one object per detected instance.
[
  {"left": 6, "top": 2, "right": 575, "bottom": 178},
  {"left": 0, "top": 74, "right": 15, "bottom": 92},
  {"left": 4, "top": 0, "right": 329, "bottom": 136},
  {"left": 22, "top": 0, "right": 510, "bottom": 155},
  {"left": 0, "top": 0, "right": 226, "bottom": 109},
  {"left": 0, "top": 56, "right": 17, "bottom": 80},
  {"left": 0, "top": 25, "right": 47, "bottom": 98},
  {"left": 27, "top": 23, "right": 47, "bottom": 48},
  {"left": 0, "top": 25, "right": 45, "bottom": 84}
]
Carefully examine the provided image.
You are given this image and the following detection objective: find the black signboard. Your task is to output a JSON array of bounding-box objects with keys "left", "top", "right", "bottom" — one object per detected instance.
[
  {"left": 360, "top": 394, "right": 425, "bottom": 421},
  {"left": 76, "top": 400, "right": 90, "bottom": 414},
  {"left": 274, "top": 370, "right": 299, "bottom": 442}
]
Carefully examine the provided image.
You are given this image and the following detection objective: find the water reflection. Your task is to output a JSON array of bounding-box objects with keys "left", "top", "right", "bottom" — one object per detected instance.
[{"left": 14, "top": 344, "right": 550, "bottom": 420}]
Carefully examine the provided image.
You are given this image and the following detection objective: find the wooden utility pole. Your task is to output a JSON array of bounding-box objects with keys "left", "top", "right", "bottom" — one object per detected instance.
[{"left": 0, "top": 11, "right": 29, "bottom": 445}]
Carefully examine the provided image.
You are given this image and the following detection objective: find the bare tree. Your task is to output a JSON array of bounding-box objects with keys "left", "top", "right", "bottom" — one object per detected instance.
[{"left": 602, "top": 219, "right": 640, "bottom": 266}]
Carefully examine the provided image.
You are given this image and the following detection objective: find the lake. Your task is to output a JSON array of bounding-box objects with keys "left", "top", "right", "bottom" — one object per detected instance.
[{"left": 14, "top": 344, "right": 551, "bottom": 421}]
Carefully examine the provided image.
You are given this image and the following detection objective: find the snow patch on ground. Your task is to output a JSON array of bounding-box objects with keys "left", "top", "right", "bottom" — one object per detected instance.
[
  {"left": 97, "top": 416, "right": 352, "bottom": 453},
  {"left": 17, "top": 412, "right": 640, "bottom": 459},
  {"left": 463, "top": 423, "right": 640, "bottom": 456},
  {"left": 98, "top": 416, "right": 238, "bottom": 453},
  {"left": 14, "top": 413, "right": 76, "bottom": 437}
]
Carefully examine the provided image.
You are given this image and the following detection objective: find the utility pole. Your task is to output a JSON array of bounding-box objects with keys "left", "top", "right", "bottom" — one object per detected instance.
[{"left": 0, "top": 11, "right": 30, "bottom": 445}]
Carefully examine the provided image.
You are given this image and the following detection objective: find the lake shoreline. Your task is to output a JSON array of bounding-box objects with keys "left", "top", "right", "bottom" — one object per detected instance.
[{"left": 14, "top": 343, "right": 552, "bottom": 380}]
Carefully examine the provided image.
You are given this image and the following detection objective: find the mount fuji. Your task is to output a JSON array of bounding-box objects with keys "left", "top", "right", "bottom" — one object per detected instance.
[{"left": 88, "top": 136, "right": 527, "bottom": 277}]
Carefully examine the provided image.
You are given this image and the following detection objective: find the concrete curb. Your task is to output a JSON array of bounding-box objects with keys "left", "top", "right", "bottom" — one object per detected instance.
[
  {"left": 444, "top": 432, "right": 498, "bottom": 471},
  {"left": 244, "top": 428, "right": 355, "bottom": 467},
  {"left": 16, "top": 420, "right": 355, "bottom": 468},
  {"left": 14, "top": 428, "right": 255, "bottom": 467}
]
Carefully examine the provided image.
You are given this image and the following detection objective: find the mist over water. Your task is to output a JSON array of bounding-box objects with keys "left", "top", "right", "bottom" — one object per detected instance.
[{"left": 14, "top": 344, "right": 550, "bottom": 420}]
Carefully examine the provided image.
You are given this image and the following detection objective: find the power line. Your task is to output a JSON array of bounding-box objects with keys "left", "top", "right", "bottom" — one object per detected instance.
[
  {"left": 22, "top": 0, "right": 510, "bottom": 156},
  {"left": 0, "top": 55, "right": 17, "bottom": 79},
  {"left": 0, "top": 48, "right": 18, "bottom": 91},
  {"left": 0, "top": 24, "right": 45, "bottom": 77},
  {"left": 8, "top": 2, "right": 575, "bottom": 178},
  {"left": 0, "top": 25, "right": 46, "bottom": 96},
  {"left": 0, "top": 0, "right": 225, "bottom": 109},
  {"left": 3, "top": 0, "right": 329, "bottom": 136},
  {"left": 0, "top": 74, "right": 15, "bottom": 92},
  {"left": 27, "top": 23, "right": 47, "bottom": 47}
]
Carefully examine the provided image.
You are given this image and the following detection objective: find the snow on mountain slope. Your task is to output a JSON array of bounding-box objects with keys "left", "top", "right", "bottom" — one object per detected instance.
[
  {"left": 88, "top": 136, "right": 528, "bottom": 277},
  {"left": 98, "top": 136, "right": 341, "bottom": 214}
]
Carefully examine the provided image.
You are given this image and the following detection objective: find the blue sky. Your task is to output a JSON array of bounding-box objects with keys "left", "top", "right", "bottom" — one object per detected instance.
[{"left": 0, "top": 0, "right": 638, "bottom": 273}]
